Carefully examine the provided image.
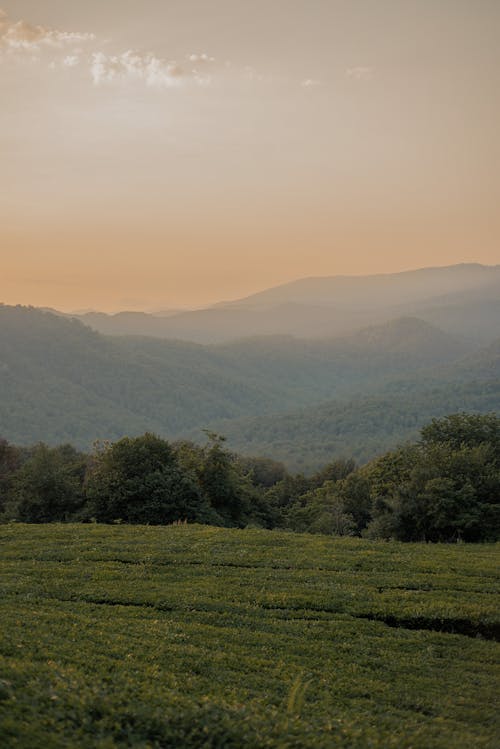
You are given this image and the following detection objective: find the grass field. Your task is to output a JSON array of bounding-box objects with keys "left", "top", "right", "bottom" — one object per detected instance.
[{"left": 0, "top": 524, "right": 499, "bottom": 748}]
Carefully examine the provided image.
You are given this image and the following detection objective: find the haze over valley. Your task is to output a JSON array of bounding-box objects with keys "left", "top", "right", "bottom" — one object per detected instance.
[
  {"left": 50, "top": 262, "right": 500, "bottom": 344},
  {"left": 2, "top": 263, "right": 499, "bottom": 471}
]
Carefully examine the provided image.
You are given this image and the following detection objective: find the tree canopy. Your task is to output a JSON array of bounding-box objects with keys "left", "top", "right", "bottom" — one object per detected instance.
[
  {"left": 85, "top": 434, "right": 212, "bottom": 525},
  {"left": 1, "top": 413, "right": 498, "bottom": 542}
]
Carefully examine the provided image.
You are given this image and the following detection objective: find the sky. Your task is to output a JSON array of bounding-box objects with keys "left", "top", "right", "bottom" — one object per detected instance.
[{"left": 1, "top": 0, "right": 499, "bottom": 311}]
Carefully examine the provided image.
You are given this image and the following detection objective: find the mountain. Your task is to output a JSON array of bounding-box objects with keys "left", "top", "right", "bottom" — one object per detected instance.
[
  {"left": 196, "top": 333, "right": 500, "bottom": 471},
  {"left": 411, "top": 296, "right": 500, "bottom": 345},
  {"left": 443, "top": 338, "right": 500, "bottom": 381},
  {"left": 60, "top": 263, "right": 500, "bottom": 343},
  {"left": 0, "top": 304, "right": 496, "bottom": 467},
  {"left": 0, "top": 305, "right": 288, "bottom": 446},
  {"left": 223, "top": 262, "right": 500, "bottom": 310},
  {"left": 199, "top": 379, "right": 500, "bottom": 473},
  {"left": 75, "top": 310, "right": 185, "bottom": 336}
]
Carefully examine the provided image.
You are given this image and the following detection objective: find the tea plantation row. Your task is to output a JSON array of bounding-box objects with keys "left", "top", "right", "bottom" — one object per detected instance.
[{"left": 0, "top": 524, "right": 499, "bottom": 748}]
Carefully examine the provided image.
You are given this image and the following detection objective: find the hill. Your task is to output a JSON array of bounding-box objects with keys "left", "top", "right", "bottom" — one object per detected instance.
[
  {"left": 203, "top": 335, "right": 500, "bottom": 472},
  {"left": 0, "top": 305, "right": 482, "bottom": 455},
  {"left": 227, "top": 262, "right": 500, "bottom": 310},
  {"left": 0, "top": 524, "right": 498, "bottom": 748},
  {"left": 0, "top": 305, "right": 286, "bottom": 445},
  {"left": 444, "top": 338, "right": 500, "bottom": 381},
  {"left": 56, "top": 263, "right": 500, "bottom": 343},
  {"left": 203, "top": 380, "right": 500, "bottom": 472}
]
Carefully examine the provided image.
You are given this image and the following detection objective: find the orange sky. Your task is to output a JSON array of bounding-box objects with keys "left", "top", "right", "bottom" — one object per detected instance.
[{"left": 1, "top": 1, "right": 499, "bottom": 311}]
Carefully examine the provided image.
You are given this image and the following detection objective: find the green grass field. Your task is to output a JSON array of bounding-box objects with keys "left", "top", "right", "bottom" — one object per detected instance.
[{"left": 0, "top": 524, "right": 499, "bottom": 748}]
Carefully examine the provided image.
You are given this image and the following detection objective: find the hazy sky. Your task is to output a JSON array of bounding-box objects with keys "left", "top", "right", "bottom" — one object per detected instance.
[{"left": 1, "top": 1, "right": 499, "bottom": 311}]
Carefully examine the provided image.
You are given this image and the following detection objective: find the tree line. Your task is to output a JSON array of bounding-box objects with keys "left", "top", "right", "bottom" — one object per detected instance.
[{"left": 0, "top": 413, "right": 498, "bottom": 542}]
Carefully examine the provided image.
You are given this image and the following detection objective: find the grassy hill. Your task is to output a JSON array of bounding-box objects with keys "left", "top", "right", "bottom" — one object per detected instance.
[{"left": 0, "top": 524, "right": 498, "bottom": 748}]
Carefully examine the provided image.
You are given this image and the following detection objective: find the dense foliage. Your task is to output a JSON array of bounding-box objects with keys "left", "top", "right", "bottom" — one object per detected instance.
[
  {"left": 9, "top": 444, "right": 86, "bottom": 523},
  {"left": 214, "top": 379, "right": 500, "bottom": 471},
  {"left": 84, "top": 435, "right": 214, "bottom": 525},
  {"left": 0, "top": 524, "right": 498, "bottom": 748},
  {"left": 363, "top": 415, "right": 500, "bottom": 542},
  {"left": 1, "top": 413, "right": 499, "bottom": 542}
]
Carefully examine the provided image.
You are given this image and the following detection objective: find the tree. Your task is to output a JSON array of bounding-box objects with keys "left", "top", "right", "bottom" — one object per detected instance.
[
  {"left": 0, "top": 439, "right": 23, "bottom": 514},
  {"left": 9, "top": 443, "right": 85, "bottom": 522},
  {"left": 85, "top": 433, "right": 212, "bottom": 525},
  {"left": 284, "top": 481, "right": 356, "bottom": 536},
  {"left": 420, "top": 413, "right": 500, "bottom": 453},
  {"left": 174, "top": 437, "right": 280, "bottom": 528},
  {"left": 311, "top": 458, "right": 357, "bottom": 489},
  {"left": 237, "top": 456, "right": 287, "bottom": 488},
  {"left": 264, "top": 473, "right": 313, "bottom": 510},
  {"left": 335, "top": 472, "right": 372, "bottom": 534},
  {"left": 366, "top": 415, "right": 500, "bottom": 541},
  {"left": 197, "top": 433, "right": 251, "bottom": 526}
]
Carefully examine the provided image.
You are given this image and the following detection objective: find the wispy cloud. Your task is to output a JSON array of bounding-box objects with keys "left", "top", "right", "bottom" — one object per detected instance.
[
  {"left": 90, "top": 51, "right": 185, "bottom": 88},
  {"left": 346, "top": 66, "right": 374, "bottom": 81},
  {"left": 0, "top": 7, "right": 216, "bottom": 90},
  {"left": 90, "top": 50, "right": 216, "bottom": 89},
  {"left": 188, "top": 53, "right": 215, "bottom": 64},
  {"left": 0, "top": 8, "right": 94, "bottom": 52},
  {"left": 63, "top": 55, "right": 80, "bottom": 68},
  {"left": 301, "top": 78, "right": 321, "bottom": 88}
]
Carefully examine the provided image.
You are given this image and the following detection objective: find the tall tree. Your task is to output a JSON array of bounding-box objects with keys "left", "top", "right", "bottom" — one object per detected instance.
[
  {"left": 0, "top": 439, "right": 23, "bottom": 514},
  {"left": 197, "top": 433, "right": 252, "bottom": 526},
  {"left": 367, "top": 414, "right": 500, "bottom": 541},
  {"left": 9, "top": 443, "right": 85, "bottom": 522},
  {"left": 85, "top": 434, "right": 211, "bottom": 525}
]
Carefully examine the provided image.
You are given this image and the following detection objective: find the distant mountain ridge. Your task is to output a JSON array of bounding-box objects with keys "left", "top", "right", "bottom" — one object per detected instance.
[
  {"left": 224, "top": 263, "right": 500, "bottom": 309},
  {"left": 39, "top": 263, "right": 500, "bottom": 343}
]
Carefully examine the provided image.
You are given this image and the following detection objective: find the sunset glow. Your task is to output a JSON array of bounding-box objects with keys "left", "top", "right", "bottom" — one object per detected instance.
[{"left": 1, "top": 1, "right": 499, "bottom": 311}]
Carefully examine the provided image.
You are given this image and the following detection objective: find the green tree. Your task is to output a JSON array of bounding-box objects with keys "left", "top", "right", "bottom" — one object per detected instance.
[
  {"left": 197, "top": 433, "right": 252, "bottom": 526},
  {"left": 311, "top": 458, "right": 357, "bottom": 489},
  {"left": 420, "top": 413, "right": 500, "bottom": 452},
  {"left": 335, "top": 472, "right": 372, "bottom": 534},
  {"left": 366, "top": 414, "right": 500, "bottom": 541},
  {"left": 237, "top": 456, "right": 287, "bottom": 488},
  {"left": 284, "top": 481, "right": 356, "bottom": 535},
  {"left": 85, "top": 434, "right": 212, "bottom": 525},
  {"left": 9, "top": 443, "right": 85, "bottom": 522},
  {"left": 264, "top": 473, "right": 313, "bottom": 510},
  {"left": 0, "top": 439, "right": 23, "bottom": 514}
]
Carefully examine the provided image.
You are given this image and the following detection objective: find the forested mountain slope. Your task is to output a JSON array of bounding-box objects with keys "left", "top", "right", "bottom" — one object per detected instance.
[
  {"left": 0, "top": 305, "right": 497, "bottom": 466},
  {"left": 202, "top": 339, "right": 500, "bottom": 470},
  {"left": 203, "top": 380, "right": 500, "bottom": 472},
  {"left": 0, "top": 306, "right": 288, "bottom": 445}
]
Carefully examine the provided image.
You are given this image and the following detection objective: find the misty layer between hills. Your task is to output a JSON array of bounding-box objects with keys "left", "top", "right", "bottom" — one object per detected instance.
[
  {"left": 63, "top": 263, "right": 500, "bottom": 344},
  {"left": 1, "top": 264, "right": 499, "bottom": 471}
]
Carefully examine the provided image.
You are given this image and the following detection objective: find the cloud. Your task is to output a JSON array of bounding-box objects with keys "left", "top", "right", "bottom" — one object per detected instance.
[
  {"left": 346, "top": 66, "right": 374, "bottom": 81},
  {"left": 0, "top": 8, "right": 226, "bottom": 91},
  {"left": 0, "top": 8, "right": 94, "bottom": 52},
  {"left": 301, "top": 78, "right": 321, "bottom": 88},
  {"left": 90, "top": 51, "right": 197, "bottom": 89},
  {"left": 63, "top": 55, "right": 80, "bottom": 68},
  {"left": 188, "top": 53, "right": 215, "bottom": 64}
]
